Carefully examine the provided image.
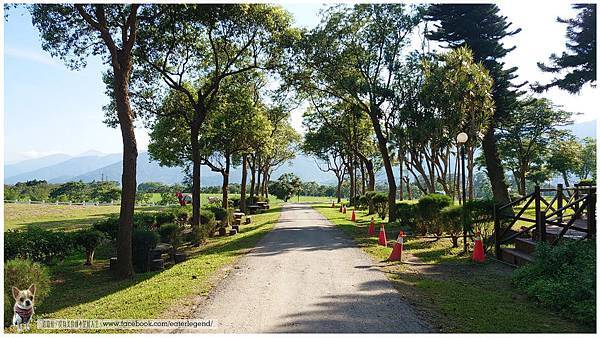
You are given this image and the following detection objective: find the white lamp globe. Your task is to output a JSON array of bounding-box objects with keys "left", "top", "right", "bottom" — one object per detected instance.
[{"left": 456, "top": 132, "right": 469, "bottom": 144}]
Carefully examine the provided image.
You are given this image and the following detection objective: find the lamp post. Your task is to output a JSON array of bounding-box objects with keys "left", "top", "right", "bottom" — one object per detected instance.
[{"left": 456, "top": 132, "right": 469, "bottom": 252}]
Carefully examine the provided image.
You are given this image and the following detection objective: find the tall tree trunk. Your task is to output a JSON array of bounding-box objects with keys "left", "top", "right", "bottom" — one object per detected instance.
[
  {"left": 249, "top": 156, "right": 256, "bottom": 200},
  {"left": 221, "top": 154, "right": 230, "bottom": 210},
  {"left": 369, "top": 111, "right": 397, "bottom": 221},
  {"left": 264, "top": 171, "right": 270, "bottom": 199},
  {"left": 481, "top": 121, "right": 512, "bottom": 209},
  {"left": 360, "top": 161, "right": 366, "bottom": 195},
  {"left": 562, "top": 171, "right": 571, "bottom": 188},
  {"left": 348, "top": 160, "right": 355, "bottom": 205},
  {"left": 240, "top": 155, "right": 248, "bottom": 213},
  {"left": 256, "top": 161, "right": 262, "bottom": 198},
  {"left": 114, "top": 70, "right": 137, "bottom": 279},
  {"left": 468, "top": 145, "right": 474, "bottom": 200},
  {"left": 336, "top": 176, "right": 342, "bottom": 203},
  {"left": 399, "top": 150, "right": 404, "bottom": 201},
  {"left": 190, "top": 127, "right": 201, "bottom": 229},
  {"left": 518, "top": 169, "right": 526, "bottom": 195}
]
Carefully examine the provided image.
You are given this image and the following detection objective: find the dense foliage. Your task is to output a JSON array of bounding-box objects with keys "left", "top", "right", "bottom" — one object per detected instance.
[
  {"left": 4, "top": 259, "right": 51, "bottom": 327},
  {"left": 513, "top": 240, "right": 596, "bottom": 325}
]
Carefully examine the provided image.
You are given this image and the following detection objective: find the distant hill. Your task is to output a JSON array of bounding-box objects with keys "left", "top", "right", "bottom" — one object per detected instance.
[
  {"left": 4, "top": 153, "right": 72, "bottom": 178},
  {"left": 5, "top": 120, "right": 594, "bottom": 186},
  {"left": 5, "top": 153, "right": 122, "bottom": 184},
  {"left": 4, "top": 150, "right": 337, "bottom": 186}
]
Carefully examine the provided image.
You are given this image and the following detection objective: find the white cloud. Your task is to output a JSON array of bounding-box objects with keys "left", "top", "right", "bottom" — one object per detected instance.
[{"left": 4, "top": 47, "right": 60, "bottom": 67}]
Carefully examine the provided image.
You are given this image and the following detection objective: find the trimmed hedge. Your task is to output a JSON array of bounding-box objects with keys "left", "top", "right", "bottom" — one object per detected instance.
[
  {"left": 4, "top": 227, "right": 76, "bottom": 264},
  {"left": 131, "top": 229, "right": 159, "bottom": 273},
  {"left": 417, "top": 194, "right": 452, "bottom": 235}
]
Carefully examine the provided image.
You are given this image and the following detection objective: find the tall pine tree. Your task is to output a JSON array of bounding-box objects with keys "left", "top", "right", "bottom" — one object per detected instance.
[
  {"left": 425, "top": 4, "right": 524, "bottom": 206},
  {"left": 535, "top": 4, "right": 596, "bottom": 93}
]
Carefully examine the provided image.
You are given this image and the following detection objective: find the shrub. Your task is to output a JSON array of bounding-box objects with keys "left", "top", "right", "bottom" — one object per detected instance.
[
  {"left": 205, "top": 205, "right": 227, "bottom": 222},
  {"left": 512, "top": 240, "right": 595, "bottom": 325},
  {"left": 4, "top": 259, "right": 51, "bottom": 327},
  {"left": 371, "top": 193, "right": 388, "bottom": 219},
  {"left": 73, "top": 229, "right": 106, "bottom": 265},
  {"left": 463, "top": 199, "right": 495, "bottom": 243},
  {"left": 133, "top": 212, "right": 156, "bottom": 229},
  {"left": 131, "top": 229, "right": 159, "bottom": 273},
  {"left": 155, "top": 211, "right": 176, "bottom": 226},
  {"left": 440, "top": 205, "right": 463, "bottom": 247},
  {"left": 158, "top": 223, "right": 182, "bottom": 248},
  {"left": 92, "top": 216, "right": 120, "bottom": 241},
  {"left": 4, "top": 228, "right": 76, "bottom": 264},
  {"left": 396, "top": 202, "right": 418, "bottom": 232},
  {"left": 357, "top": 195, "right": 369, "bottom": 210},
  {"left": 417, "top": 194, "right": 452, "bottom": 235},
  {"left": 364, "top": 191, "right": 378, "bottom": 213},
  {"left": 230, "top": 196, "right": 241, "bottom": 208}
]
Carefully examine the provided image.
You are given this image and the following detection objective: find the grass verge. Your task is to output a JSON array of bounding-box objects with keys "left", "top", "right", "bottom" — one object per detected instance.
[
  {"left": 4, "top": 207, "right": 281, "bottom": 333},
  {"left": 313, "top": 203, "right": 593, "bottom": 333}
]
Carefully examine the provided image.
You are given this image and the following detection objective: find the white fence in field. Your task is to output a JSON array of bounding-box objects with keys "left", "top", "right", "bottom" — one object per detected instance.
[{"left": 3, "top": 199, "right": 180, "bottom": 207}]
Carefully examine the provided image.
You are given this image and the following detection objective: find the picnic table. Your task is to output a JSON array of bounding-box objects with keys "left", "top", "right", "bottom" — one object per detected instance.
[
  {"left": 247, "top": 205, "right": 261, "bottom": 214},
  {"left": 257, "top": 201, "right": 270, "bottom": 210},
  {"left": 233, "top": 212, "right": 245, "bottom": 226}
]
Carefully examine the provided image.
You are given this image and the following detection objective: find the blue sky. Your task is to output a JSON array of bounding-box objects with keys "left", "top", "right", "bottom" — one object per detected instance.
[{"left": 3, "top": 2, "right": 597, "bottom": 164}]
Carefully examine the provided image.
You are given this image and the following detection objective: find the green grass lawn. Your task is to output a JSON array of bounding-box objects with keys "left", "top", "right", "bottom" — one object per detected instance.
[
  {"left": 4, "top": 207, "right": 282, "bottom": 333},
  {"left": 313, "top": 204, "right": 593, "bottom": 333},
  {"left": 3, "top": 195, "right": 332, "bottom": 232}
]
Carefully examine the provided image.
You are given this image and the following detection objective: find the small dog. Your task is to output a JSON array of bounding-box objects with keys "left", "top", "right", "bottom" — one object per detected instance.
[{"left": 12, "top": 284, "right": 36, "bottom": 332}]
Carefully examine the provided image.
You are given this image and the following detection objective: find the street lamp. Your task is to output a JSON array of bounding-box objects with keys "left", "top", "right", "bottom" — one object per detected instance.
[{"left": 456, "top": 132, "right": 469, "bottom": 252}]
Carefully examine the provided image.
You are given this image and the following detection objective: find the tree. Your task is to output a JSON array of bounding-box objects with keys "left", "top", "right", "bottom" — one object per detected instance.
[
  {"left": 535, "top": 4, "right": 597, "bottom": 93},
  {"left": 425, "top": 4, "right": 525, "bottom": 207},
  {"left": 289, "top": 4, "right": 422, "bottom": 221},
  {"left": 29, "top": 4, "right": 141, "bottom": 278},
  {"left": 575, "top": 137, "right": 597, "bottom": 181},
  {"left": 302, "top": 122, "right": 347, "bottom": 203},
  {"left": 496, "top": 97, "right": 572, "bottom": 195},
  {"left": 133, "top": 4, "right": 294, "bottom": 229},
  {"left": 396, "top": 47, "right": 493, "bottom": 200},
  {"left": 270, "top": 173, "right": 302, "bottom": 202},
  {"left": 547, "top": 137, "right": 582, "bottom": 187}
]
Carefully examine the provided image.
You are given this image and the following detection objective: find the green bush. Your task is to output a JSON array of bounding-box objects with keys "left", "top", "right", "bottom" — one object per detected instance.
[
  {"left": 73, "top": 229, "right": 105, "bottom": 265},
  {"left": 205, "top": 205, "right": 227, "bottom": 222},
  {"left": 395, "top": 202, "right": 418, "bottom": 232},
  {"left": 512, "top": 240, "right": 595, "bottom": 325},
  {"left": 440, "top": 205, "right": 463, "bottom": 247},
  {"left": 357, "top": 195, "right": 369, "bottom": 210},
  {"left": 133, "top": 212, "right": 156, "bottom": 229},
  {"left": 364, "top": 191, "right": 378, "bottom": 213},
  {"left": 4, "top": 259, "right": 51, "bottom": 327},
  {"left": 158, "top": 223, "right": 182, "bottom": 249},
  {"left": 4, "top": 227, "right": 76, "bottom": 264},
  {"left": 92, "top": 216, "right": 120, "bottom": 241},
  {"left": 417, "top": 194, "right": 452, "bottom": 235},
  {"left": 371, "top": 193, "right": 388, "bottom": 219},
  {"left": 131, "top": 229, "right": 159, "bottom": 273},
  {"left": 230, "top": 196, "right": 241, "bottom": 208},
  {"left": 463, "top": 199, "right": 495, "bottom": 242},
  {"left": 155, "top": 211, "right": 176, "bottom": 226}
]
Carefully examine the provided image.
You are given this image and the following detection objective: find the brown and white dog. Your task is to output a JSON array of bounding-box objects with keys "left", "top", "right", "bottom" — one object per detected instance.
[{"left": 12, "top": 285, "right": 36, "bottom": 332}]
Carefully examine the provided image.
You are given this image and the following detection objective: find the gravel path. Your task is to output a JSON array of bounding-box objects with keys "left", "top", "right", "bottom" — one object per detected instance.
[{"left": 186, "top": 203, "right": 431, "bottom": 333}]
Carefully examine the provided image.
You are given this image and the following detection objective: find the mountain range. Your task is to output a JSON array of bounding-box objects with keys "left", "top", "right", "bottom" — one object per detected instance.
[
  {"left": 4, "top": 120, "right": 595, "bottom": 186},
  {"left": 4, "top": 151, "right": 338, "bottom": 186}
]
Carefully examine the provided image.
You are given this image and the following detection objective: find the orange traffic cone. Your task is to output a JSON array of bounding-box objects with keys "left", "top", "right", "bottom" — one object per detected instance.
[
  {"left": 472, "top": 231, "right": 485, "bottom": 263},
  {"left": 351, "top": 209, "right": 356, "bottom": 222},
  {"left": 388, "top": 231, "right": 404, "bottom": 261},
  {"left": 343, "top": 206, "right": 347, "bottom": 214},
  {"left": 339, "top": 204, "right": 343, "bottom": 212},
  {"left": 378, "top": 224, "right": 387, "bottom": 246},
  {"left": 331, "top": 201, "right": 335, "bottom": 208},
  {"left": 368, "top": 217, "right": 376, "bottom": 236}
]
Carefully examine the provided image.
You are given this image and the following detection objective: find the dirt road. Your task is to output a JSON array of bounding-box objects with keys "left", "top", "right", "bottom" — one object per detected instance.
[{"left": 186, "top": 203, "right": 431, "bottom": 333}]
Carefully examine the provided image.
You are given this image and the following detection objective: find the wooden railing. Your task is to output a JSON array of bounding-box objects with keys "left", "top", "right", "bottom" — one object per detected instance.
[{"left": 493, "top": 184, "right": 596, "bottom": 257}]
